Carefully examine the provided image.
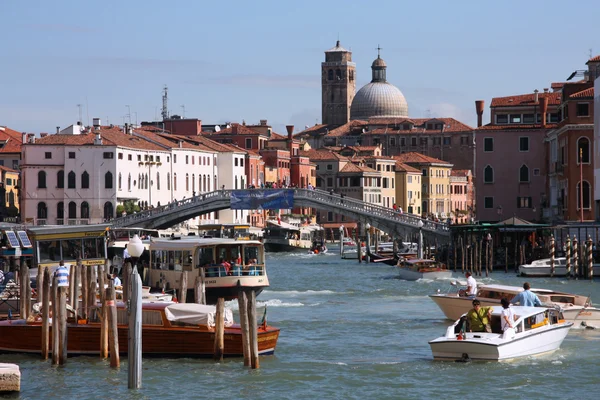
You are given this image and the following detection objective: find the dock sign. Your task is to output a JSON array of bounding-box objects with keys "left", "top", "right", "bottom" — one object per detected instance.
[{"left": 231, "top": 189, "right": 294, "bottom": 210}]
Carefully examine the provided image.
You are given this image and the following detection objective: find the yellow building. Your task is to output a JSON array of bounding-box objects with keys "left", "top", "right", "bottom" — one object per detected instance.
[
  {"left": 364, "top": 157, "right": 396, "bottom": 208},
  {"left": 0, "top": 166, "right": 19, "bottom": 217},
  {"left": 394, "top": 162, "right": 421, "bottom": 215},
  {"left": 394, "top": 153, "right": 452, "bottom": 219}
]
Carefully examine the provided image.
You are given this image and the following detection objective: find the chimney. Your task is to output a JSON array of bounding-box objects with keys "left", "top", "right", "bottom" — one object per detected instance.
[
  {"left": 178, "top": 140, "right": 183, "bottom": 148},
  {"left": 124, "top": 123, "right": 128, "bottom": 134},
  {"left": 543, "top": 88, "right": 549, "bottom": 93},
  {"left": 534, "top": 89, "right": 539, "bottom": 103},
  {"left": 93, "top": 118, "right": 101, "bottom": 131},
  {"left": 56, "top": 126, "right": 60, "bottom": 134},
  {"left": 232, "top": 124, "right": 238, "bottom": 134},
  {"left": 22, "top": 132, "right": 27, "bottom": 144},
  {"left": 94, "top": 131, "right": 102, "bottom": 145},
  {"left": 27, "top": 133, "right": 35, "bottom": 143},
  {"left": 539, "top": 96, "right": 548, "bottom": 127},
  {"left": 475, "top": 100, "right": 484, "bottom": 127},
  {"left": 260, "top": 119, "right": 267, "bottom": 126},
  {"left": 286, "top": 125, "right": 294, "bottom": 140},
  {"left": 40, "top": 133, "right": 48, "bottom": 138}
]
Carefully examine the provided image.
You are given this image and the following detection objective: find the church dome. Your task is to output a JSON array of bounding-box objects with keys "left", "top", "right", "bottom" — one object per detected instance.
[{"left": 350, "top": 53, "right": 408, "bottom": 120}]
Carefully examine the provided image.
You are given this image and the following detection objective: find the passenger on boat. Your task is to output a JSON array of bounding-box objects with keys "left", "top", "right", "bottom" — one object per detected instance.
[
  {"left": 459, "top": 272, "right": 477, "bottom": 297},
  {"left": 500, "top": 298, "right": 516, "bottom": 332},
  {"left": 112, "top": 274, "right": 122, "bottom": 287},
  {"left": 510, "top": 282, "right": 542, "bottom": 307},
  {"left": 467, "top": 300, "right": 493, "bottom": 332}
]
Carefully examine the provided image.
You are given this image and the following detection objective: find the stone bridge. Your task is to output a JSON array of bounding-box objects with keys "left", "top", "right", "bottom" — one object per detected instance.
[{"left": 111, "top": 189, "right": 451, "bottom": 240}]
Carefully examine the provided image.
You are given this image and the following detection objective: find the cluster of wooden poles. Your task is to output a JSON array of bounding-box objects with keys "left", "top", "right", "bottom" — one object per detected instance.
[
  {"left": 553, "top": 234, "right": 595, "bottom": 280},
  {"left": 452, "top": 236, "right": 494, "bottom": 276}
]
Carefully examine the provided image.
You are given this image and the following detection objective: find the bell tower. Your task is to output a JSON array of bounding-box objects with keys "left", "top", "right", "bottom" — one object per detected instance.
[{"left": 321, "top": 41, "right": 356, "bottom": 126}]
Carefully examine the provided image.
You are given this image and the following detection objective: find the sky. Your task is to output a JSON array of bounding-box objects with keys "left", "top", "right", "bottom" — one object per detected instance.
[{"left": 2, "top": 0, "right": 600, "bottom": 135}]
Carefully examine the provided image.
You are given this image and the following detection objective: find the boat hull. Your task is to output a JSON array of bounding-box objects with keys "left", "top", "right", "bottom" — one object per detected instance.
[
  {"left": 0, "top": 320, "right": 280, "bottom": 357},
  {"left": 429, "top": 324, "right": 571, "bottom": 361},
  {"left": 264, "top": 240, "right": 312, "bottom": 252},
  {"left": 398, "top": 268, "right": 453, "bottom": 281},
  {"left": 429, "top": 295, "right": 500, "bottom": 320},
  {"left": 519, "top": 264, "right": 600, "bottom": 277}
]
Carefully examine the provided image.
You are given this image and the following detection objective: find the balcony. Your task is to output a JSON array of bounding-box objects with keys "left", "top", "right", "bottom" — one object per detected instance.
[
  {"left": 36, "top": 219, "right": 47, "bottom": 226},
  {"left": 67, "top": 219, "right": 90, "bottom": 225}
]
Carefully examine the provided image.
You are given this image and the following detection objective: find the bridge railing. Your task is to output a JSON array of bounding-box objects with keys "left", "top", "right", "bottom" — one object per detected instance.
[
  {"left": 293, "top": 189, "right": 449, "bottom": 234},
  {"left": 111, "top": 190, "right": 232, "bottom": 227}
]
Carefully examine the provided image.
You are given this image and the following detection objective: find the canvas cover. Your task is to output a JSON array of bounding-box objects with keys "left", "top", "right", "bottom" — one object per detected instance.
[{"left": 164, "top": 303, "right": 234, "bottom": 327}]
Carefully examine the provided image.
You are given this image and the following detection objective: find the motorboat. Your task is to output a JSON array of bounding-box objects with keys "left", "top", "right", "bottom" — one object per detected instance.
[
  {"left": 429, "top": 306, "right": 573, "bottom": 361},
  {"left": 518, "top": 257, "right": 600, "bottom": 277},
  {"left": 0, "top": 302, "right": 280, "bottom": 357},
  {"left": 263, "top": 219, "right": 324, "bottom": 252},
  {"left": 429, "top": 282, "right": 600, "bottom": 328},
  {"left": 397, "top": 259, "right": 453, "bottom": 281}
]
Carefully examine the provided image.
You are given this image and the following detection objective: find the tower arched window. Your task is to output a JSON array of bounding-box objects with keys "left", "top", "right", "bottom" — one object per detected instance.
[
  {"left": 336, "top": 68, "right": 342, "bottom": 80},
  {"left": 328, "top": 69, "right": 333, "bottom": 81},
  {"left": 577, "top": 137, "right": 590, "bottom": 164},
  {"left": 519, "top": 165, "right": 529, "bottom": 183},
  {"left": 37, "top": 202, "right": 47, "bottom": 219},
  {"left": 68, "top": 171, "right": 76, "bottom": 188},
  {"left": 57, "top": 202, "right": 64, "bottom": 220},
  {"left": 105, "top": 171, "right": 113, "bottom": 189},
  {"left": 577, "top": 181, "right": 591, "bottom": 209},
  {"left": 483, "top": 165, "right": 494, "bottom": 183},
  {"left": 81, "top": 171, "right": 90, "bottom": 189},
  {"left": 81, "top": 201, "right": 90, "bottom": 219},
  {"left": 57, "top": 170, "right": 64, "bottom": 189},
  {"left": 38, "top": 171, "right": 47, "bottom": 188},
  {"left": 68, "top": 201, "right": 77, "bottom": 219},
  {"left": 104, "top": 202, "right": 114, "bottom": 220}
]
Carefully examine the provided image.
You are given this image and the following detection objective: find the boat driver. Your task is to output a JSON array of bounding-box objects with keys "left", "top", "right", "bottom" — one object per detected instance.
[{"left": 459, "top": 272, "right": 477, "bottom": 298}]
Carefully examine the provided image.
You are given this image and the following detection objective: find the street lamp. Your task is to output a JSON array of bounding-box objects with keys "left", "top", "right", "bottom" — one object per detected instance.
[
  {"left": 128, "top": 234, "right": 145, "bottom": 273},
  {"left": 417, "top": 220, "right": 424, "bottom": 259}
]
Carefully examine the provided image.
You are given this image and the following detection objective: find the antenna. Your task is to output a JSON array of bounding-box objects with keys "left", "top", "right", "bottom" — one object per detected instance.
[
  {"left": 590, "top": 48, "right": 593, "bottom": 59},
  {"left": 77, "top": 104, "right": 83, "bottom": 124},
  {"left": 180, "top": 105, "right": 186, "bottom": 118},
  {"left": 161, "top": 85, "right": 169, "bottom": 120},
  {"left": 126, "top": 105, "right": 132, "bottom": 124}
]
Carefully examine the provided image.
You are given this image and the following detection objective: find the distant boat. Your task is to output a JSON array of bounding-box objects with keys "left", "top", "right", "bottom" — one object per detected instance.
[
  {"left": 397, "top": 259, "right": 452, "bottom": 281},
  {"left": 518, "top": 257, "right": 600, "bottom": 277},
  {"left": 263, "top": 220, "right": 323, "bottom": 252}
]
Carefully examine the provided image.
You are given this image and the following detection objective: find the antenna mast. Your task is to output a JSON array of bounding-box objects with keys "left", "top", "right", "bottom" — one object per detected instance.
[
  {"left": 161, "top": 85, "right": 169, "bottom": 120},
  {"left": 77, "top": 104, "right": 83, "bottom": 124},
  {"left": 181, "top": 105, "right": 186, "bottom": 118}
]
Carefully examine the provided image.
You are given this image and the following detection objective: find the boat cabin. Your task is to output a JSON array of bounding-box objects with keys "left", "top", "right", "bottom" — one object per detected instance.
[{"left": 196, "top": 224, "right": 255, "bottom": 240}]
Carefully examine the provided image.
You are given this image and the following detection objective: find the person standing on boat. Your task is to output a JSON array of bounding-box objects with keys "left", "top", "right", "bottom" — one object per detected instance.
[
  {"left": 510, "top": 282, "right": 542, "bottom": 307},
  {"left": 467, "top": 300, "right": 492, "bottom": 332},
  {"left": 500, "top": 298, "right": 516, "bottom": 332},
  {"left": 55, "top": 260, "right": 70, "bottom": 288},
  {"left": 465, "top": 272, "right": 477, "bottom": 297}
]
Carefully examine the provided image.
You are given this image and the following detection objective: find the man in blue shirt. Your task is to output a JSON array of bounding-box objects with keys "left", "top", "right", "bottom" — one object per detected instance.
[{"left": 510, "top": 282, "right": 542, "bottom": 307}]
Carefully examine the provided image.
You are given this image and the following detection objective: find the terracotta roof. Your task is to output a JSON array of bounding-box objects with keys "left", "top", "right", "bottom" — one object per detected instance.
[
  {"left": 0, "top": 165, "right": 18, "bottom": 173},
  {"left": 476, "top": 123, "right": 558, "bottom": 131},
  {"left": 325, "top": 118, "right": 473, "bottom": 137},
  {"left": 32, "top": 126, "right": 165, "bottom": 151},
  {"left": 339, "top": 163, "right": 377, "bottom": 174},
  {"left": 368, "top": 117, "right": 416, "bottom": 125},
  {"left": 394, "top": 162, "right": 420, "bottom": 173},
  {"left": 393, "top": 152, "right": 452, "bottom": 166},
  {"left": 569, "top": 87, "right": 594, "bottom": 98},
  {"left": 300, "top": 149, "right": 349, "bottom": 161},
  {"left": 325, "top": 120, "right": 369, "bottom": 137},
  {"left": 134, "top": 129, "right": 206, "bottom": 151},
  {"left": 551, "top": 82, "right": 566, "bottom": 90},
  {"left": 169, "top": 134, "right": 245, "bottom": 153},
  {"left": 587, "top": 55, "right": 600, "bottom": 63},
  {"left": 205, "top": 123, "right": 263, "bottom": 136},
  {"left": 490, "top": 92, "right": 561, "bottom": 107},
  {"left": 0, "top": 126, "right": 25, "bottom": 153},
  {"left": 294, "top": 124, "right": 329, "bottom": 138},
  {"left": 451, "top": 169, "right": 471, "bottom": 177}
]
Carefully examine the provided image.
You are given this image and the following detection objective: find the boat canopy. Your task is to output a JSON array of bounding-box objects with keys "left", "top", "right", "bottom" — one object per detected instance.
[{"left": 164, "top": 303, "right": 234, "bottom": 327}]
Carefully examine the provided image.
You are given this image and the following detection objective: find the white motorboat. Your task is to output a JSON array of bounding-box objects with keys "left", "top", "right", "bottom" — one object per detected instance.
[
  {"left": 397, "top": 259, "right": 453, "bottom": 281},
  {"left": 429, "top": 306, "right": 573, "bottom": 361},
  {"left": 429, "top": 282, "right": 600, "bottom": 328},
  {"left": 518, "top": 257, "right": 600, "bottom": 277}
]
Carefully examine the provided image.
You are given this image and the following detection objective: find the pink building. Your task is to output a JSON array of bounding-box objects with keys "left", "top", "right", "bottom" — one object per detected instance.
[{"left": 450, "top": 170, "right": 474, "bottom": 224}]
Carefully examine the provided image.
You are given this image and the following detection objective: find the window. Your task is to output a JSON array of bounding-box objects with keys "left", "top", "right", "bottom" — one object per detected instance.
[
  {"left": 484, "top": 138, "right": 493, "bottom": 152},
  {"left": 422, "top": 169, "right": 427, "bottom": 176},
  {"left": 519, "top": 165, "right": 529, "bottom": 182},
  {"left": 81, "top": 202, "right": 90, "bottom": 219},
  {"left": 519, "top": 137, "right": 529, "bottom": 152},
  {"left": 68, "top": 201, "right": 77, "bottom": 219},
  {"left": 186, "top": 155, "right": 189, "bottom": 164},
  {"left": 577, "top": 181, "right": 591, "bottom": 209},
  {"left": 103, "top": 152, "right": 114, "bottom": 159},
  {"left": 549, "top": 113, "right": 559, "bottom": 123},
  {"left": 328, "top": 70, "right": 333, "bottom": 80},
  {"left": 443, "top": 137, "right": 451, "bottom": 145},
  {"left": 57, "top": 202, "right": 64, "bottom": 219},
  {"left": 578, "top": 137, "right": 590, "bottom": 163},
  {"left": 496, "top": 114, "right": 508, "bottom": 124},
  {"left": 246, "top": 138, "right": 252, "bottom": 149},
  {"left": 128, "top": 154, "right": 132, "bottom": 161},
  {"left": 118, "top": 153, "right": 123, "bottom": 159},
  {"left": 157, "top": 172, "right": 160, "bottom": 190},
  {"left": 45, "top": 152, "right": 52, "bottom": 159},
  {"left": 235, "top": 158, "right": 238, "bottom": 167},
  {"left": 38, "top": 171, "right": 47, "bottom": 188},
  {"left": 67, "top": 171, "right": 76, "bottom": 188},
  {"left": 68, "top": 152, "right": 75, "bottom": 159},
  {"left": 105, "top": 171, "right": 113, "bottom": 189},
  {"left": 81, "top": 171, "right": 90, "bottom": 189},
  {"left": 484, "top": 165, "right": 494, "bottom": 183},
  {"left": 240, "top": 158, "right": 244, "bottom": 167},
  {"left": 186, "top": 174, "right": 189, "bottom": 191},
  {"left": 484, "top": 197, "right": 494, "bottom": 209},
  {"left": 57, "top": 170, "right": 64, "bottom": 188},
  {"left": 510, "top": 114, "right": 521, "bottom": 123},
  {"left": 523, "top": 114, "right": 535, "bottom": 124},
  {"left": 533, "top": 168, "right": 540, "bottom": 176},
  {"left": 327, "top": 164, "right": 333, "bottom": 171},
  {"left": 167, "top": 173, "right": 171, "bottom": 191},
  {"left": 408, "top": 176, "right": 412, "bottom": 183},
  {"left": 517, "top": 197, "right": 532, "bottom": 208},
  {"left": 390, "top": 138, "right": 396, "bottom": 146},
  {"left": 173, "top": 173, "right": 177, "bottom": 191},
  {"left": 37, "top": 202, "right": 48, "bottom": 219},
  {"left": 327, "top": 177, "right": 333, "bottom": 187},
  {"left": 104, "top": 202, "right": 114, "bottom": 220},
  {"left": 400, "top": 138, "right": 406, "bottom": 146},
  {"left": 174, "top": 155, "right": 177, "bottom": 163},
  {"left": 411, "top": 137, "right": 417, "bottom": 146}
]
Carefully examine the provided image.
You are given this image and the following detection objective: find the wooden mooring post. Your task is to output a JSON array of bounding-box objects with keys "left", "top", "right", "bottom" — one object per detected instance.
[
  {"left": 213, "top": 298, "right": 225, "bottom": 361},
  {"left": 237, "top": 287, "right": 251, "bottom": 367},
  {"left": 247, "top": 289, "right": 259, "bottom": 369},
  {"left": 41, "top": 268, "right": 50, "bottom": 360},
  {"left": 128, "top": 268, "right": 142, "bottom": 389},
  {"left": 106, "top": 281, "right": 120, "bottom": 368},
  {"left": 73, "top": 259, "right": 81, "bottom": 315},
  {"left": 81, "top": 261, "right": 88, "bottom": 320},
  {"left": 58, "top": 286, "right": 68, "bottom": 365},
  {"left": 51, "top": 274, "right": 59, "bottom": 365},
  {"left": 99, "top": 261, "right": 108, "bottom": 358}
]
